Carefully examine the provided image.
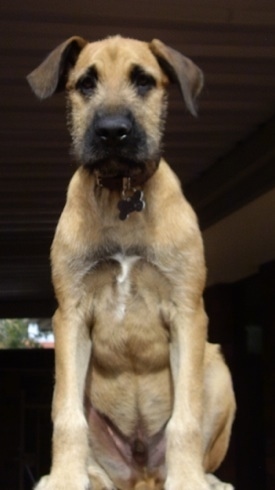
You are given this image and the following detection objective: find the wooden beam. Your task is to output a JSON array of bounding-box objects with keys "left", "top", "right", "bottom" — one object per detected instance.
[{"left": 185, "top": 116, "right": 275, "bottom": 229}]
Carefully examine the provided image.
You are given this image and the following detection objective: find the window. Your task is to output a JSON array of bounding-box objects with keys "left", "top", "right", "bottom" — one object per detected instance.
[{"left": 0, "top": 318, "right": 54, "bottom": 349}]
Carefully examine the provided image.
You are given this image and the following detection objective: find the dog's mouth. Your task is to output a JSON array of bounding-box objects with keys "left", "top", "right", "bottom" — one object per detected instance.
[
  {"left": 84, "top": 156, "right": 146, "bottom": 179},
  {"left": 72, "top": 110, "right": 162, "bottom": 184}
]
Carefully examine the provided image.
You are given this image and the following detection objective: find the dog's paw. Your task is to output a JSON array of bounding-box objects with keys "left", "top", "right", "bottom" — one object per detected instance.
[
  {"left": 206, "top": 474, "right": 234, "bottom": 490},
  {"left": 87, "top": 464, "right": 116, "bottom": 490},
  {"left": 34, "top": 473, "right": 91, "bottom": 490},
  {"left": 165, "top": 475, "right": 210, "bottom": 490}
]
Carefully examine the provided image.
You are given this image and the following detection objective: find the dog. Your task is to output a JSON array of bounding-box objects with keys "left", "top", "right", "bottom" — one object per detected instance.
[{"left": 27, "top": 36, "right": 236, "bottom": 490}]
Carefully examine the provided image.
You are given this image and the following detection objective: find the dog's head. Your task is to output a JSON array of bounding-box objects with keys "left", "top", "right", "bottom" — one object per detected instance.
[{"left": 27, "top": 36, "right": 203, "bottom": 183}]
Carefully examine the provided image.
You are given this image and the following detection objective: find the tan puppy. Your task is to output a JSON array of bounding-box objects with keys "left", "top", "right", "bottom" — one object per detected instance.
[{"left": 27, "top": 36, "right": 236, "bottom": 490}]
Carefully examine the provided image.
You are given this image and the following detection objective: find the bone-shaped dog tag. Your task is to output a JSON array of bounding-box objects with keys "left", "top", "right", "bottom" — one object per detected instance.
[{"left": 118, "top": 190, "right": 145, "bottom": 220}]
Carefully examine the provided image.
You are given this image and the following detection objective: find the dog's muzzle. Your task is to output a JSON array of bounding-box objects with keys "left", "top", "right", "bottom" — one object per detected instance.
[
  {"left": 94, "top": 113, "right": 133, "bottom": 147},
  {"left": 81, "top": 109, "right": 151, "bottom": 174}
]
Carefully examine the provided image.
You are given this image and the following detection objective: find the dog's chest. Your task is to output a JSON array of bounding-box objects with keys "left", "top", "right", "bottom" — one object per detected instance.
[
  {"left": 92, "top": 252, "right": 165, "bottom": 320},
  {"left": 90, "top": 252, "right": 171, "bottom": 372},
  {"left": 110, "top": 253, "right": 140, "bottom": 321}
]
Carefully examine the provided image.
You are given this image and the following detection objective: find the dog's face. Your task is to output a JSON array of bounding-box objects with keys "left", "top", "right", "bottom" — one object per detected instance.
[
  {"left": 66, "top": 37, "right": 169, "bottom": 180},
  {"left": 27, "top": 36, "right": 203, "bottom": 182}
]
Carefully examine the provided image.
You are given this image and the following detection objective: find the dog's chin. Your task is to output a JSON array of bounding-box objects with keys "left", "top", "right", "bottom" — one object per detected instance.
[
  {"left": 86, "top": 157, "right": 144, "bottom": 176},
  {"left": 83, "top": 157, "right": 160, "bottom": 184}
]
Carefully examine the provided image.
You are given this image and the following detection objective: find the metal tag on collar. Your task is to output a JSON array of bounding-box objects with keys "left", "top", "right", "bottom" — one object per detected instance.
[{"left": 118, "top": 177, "right": 146, "bottom": 220}]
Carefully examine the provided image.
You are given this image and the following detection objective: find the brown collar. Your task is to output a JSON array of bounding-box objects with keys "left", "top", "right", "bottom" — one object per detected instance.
[{"left": 95, "top": 173, "right": 132, "bottom": 192}]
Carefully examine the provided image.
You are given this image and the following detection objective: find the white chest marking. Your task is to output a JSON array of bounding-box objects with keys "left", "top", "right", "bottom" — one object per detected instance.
[
  {"left": 112, "top": 253, "right": 140, "bottom": 321},
  {"left": 114, "top": 253, "right": 139, "bottom": 283}
]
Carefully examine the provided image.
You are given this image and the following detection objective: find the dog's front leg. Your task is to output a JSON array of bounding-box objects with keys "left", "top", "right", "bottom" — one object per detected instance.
[
  {"left": 35, "top": 308, "right": 92, "bottom": 490},
  {"left": 164, "top": 300, "right": 209, "bottom": 490}
]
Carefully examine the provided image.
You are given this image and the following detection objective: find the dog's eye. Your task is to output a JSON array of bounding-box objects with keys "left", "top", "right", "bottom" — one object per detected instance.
[
  {"left": 131, "top": 66, "right": 156, "bottom": 96},
  {"left": 136, "top": 74, "right": 153, "bottom": 87},
  {"left": 77, "top": 68, "right": 98, "bottom": 95}
]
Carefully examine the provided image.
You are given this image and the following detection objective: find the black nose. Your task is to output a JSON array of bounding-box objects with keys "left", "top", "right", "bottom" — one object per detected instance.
[{"left": 94, "top": 114, "right": 133, "bottom": 145}]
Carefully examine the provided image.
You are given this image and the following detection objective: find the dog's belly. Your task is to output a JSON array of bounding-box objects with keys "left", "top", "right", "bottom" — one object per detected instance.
[
  {"left": 85, "top": 253, "right": 172, "bottom": 463},
  {"left": 85, "top": 398, "right": 167, "bottom": 489}
]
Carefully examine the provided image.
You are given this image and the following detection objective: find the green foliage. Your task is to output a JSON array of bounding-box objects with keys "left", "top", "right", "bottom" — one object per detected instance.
[{"left": 0, "top": 319, "right": 42, "bottom": 349}]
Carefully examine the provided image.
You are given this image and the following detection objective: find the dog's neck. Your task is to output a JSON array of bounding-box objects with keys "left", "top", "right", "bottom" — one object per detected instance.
[
  {"left": 95, "top": 172, "right": 146, "bottom": 221},
  {"left": 94, "top": 170, "right": 151, "bottom": 192},
  {"left": 95, "top": 173, "right": 133, "bottom": 192}
]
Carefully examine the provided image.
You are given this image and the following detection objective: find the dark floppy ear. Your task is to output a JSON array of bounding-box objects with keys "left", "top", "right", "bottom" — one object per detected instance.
[
  {"left": 27, "top": 36, "right": 88, "bottom": 99},
  {"left": 150, "top": 39, "right": 203, "bottom": 116}
]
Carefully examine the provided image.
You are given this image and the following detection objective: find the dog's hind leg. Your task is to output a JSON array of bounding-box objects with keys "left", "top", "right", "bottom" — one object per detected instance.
[{"left": 202, "top": 344, "right": 236, "bottom": 490}]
